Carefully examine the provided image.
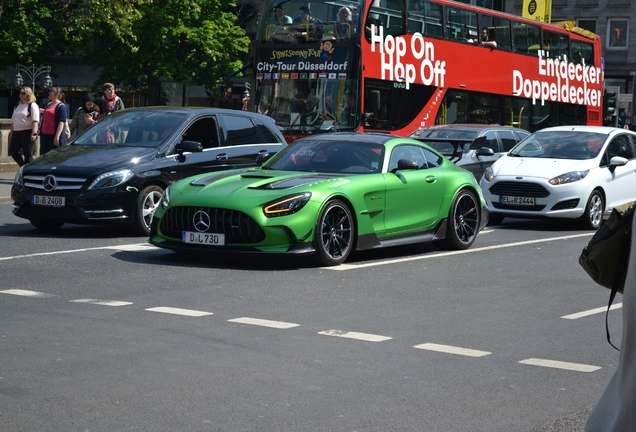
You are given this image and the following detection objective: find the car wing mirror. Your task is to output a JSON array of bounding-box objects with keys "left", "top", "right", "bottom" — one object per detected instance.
[
  {"left": 393, "top": 159, "right": 419, "bottom": 173},
  {"left": 256, "top": 151, "right": 271, "bottom": 165},
  {"left": 476, "top": 147, "right": 495, "bottom": 157},
  {"left": 175, "top": 140, "right": 203, "bottom": 162},
  {"left": 609, "top": 155, "right": 628, "bottom": 173}
]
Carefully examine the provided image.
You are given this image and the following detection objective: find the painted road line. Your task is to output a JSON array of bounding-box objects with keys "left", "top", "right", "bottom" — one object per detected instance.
[
  {"left": 562, "top": 303, "right": 623, "bottom": 319},
  {"left": 0, "top": 289, "right": 55, "bottom": 298},
  {"left": 0, "top": 243, "right": 151, "bottom": 261},
  {"left": 329, "top": 233, "right": 593, "bottom": 270},
  {"left": 519, "top": 358, "right": 601, "bottom": 372},
  {"left": 146, "top": 307, "right": 213, "bottom": 317},
  {"left": 318, "top": 329, "right": 392, "bottom": 342},
  {"left": 413, "top": 343, "right": 491, "bottom": 357},
  {"left": 70, "top": 299, "right": 133, "bottom": 307},
  {"left": 228, "top": 317, "right": 300, "bottom": 329}
]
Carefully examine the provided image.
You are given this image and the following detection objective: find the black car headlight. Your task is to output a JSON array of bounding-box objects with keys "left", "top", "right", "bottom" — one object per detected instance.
[
  {"left": 263, "top": 193, "right": 312, "bottom": 217},
  {"left": 14, "top": 166, "right": 24, "bottom": 187},
  {"left": 161, "top": 186, "right": 171, "bottom": 210},
  {"left": 88, "top": 169, "right": 134, "bottom": 190},
  {"left": 549, "top": 170, "right": 589, "bottom": 185}
]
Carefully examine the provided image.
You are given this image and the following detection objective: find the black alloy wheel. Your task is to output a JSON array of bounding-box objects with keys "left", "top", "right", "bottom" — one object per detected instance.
[
  {"left": 314, "top": 199, "right": 354, "bottom": 266},
  {"left": 444, "top": 189, "right": 480, "bottom": 250}
]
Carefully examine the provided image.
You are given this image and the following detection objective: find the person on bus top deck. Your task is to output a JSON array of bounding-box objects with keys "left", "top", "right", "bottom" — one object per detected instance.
[
  {"left": 460, "top": 25, "right": 474, "bottom": 43},
  {"left": 336, "top": 6, "right": 354, "bottom": 40},
  {"left": 271, "top": 5, "right": 292, "bottom": 25},
  {"left": 293, "top": 5, "right": 321, "bottom": 24},
  {"left": 481, "top": 28, "right": 497, "bottom": 48}
]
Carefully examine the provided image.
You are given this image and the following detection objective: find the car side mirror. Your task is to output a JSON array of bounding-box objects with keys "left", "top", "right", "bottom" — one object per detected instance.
[
  {"left": 609, "top": 155, "right": 628, "bottom": 173},
  {"left": 175, "top": 140, "right": 203, "bottom": 162},
  {"left": 476, "top": 147, "right": 495, "bottom": 157},
  {"left": 256, "top": 151, "right": 271, "bottom": 165},
  {"left": 393, "top": 159, "right": 419, "bottom": 173}
]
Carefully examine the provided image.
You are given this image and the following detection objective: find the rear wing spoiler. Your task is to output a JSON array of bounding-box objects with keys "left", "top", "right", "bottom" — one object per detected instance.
[{"left": 411, "top": 136, "right": 487, "bottom": 164}]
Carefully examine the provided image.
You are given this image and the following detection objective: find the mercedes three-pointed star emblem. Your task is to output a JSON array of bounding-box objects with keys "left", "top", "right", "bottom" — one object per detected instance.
[
  {"left": 43, "top": 175, "right": 57, "bottom": 192},
  {"left": 193, "top": 210, "right": 211, "bottom": 233}
]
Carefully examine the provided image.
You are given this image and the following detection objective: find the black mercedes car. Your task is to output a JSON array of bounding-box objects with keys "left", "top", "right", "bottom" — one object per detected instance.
[{"left": 11, "top": 107, "right": 287, "bottom": 235}]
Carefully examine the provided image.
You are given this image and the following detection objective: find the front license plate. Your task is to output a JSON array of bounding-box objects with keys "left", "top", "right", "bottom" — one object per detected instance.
[
  {"left": 500, "top": 196, "right": 535, "bottom": 206},
  {"left": 32, "top": 195, "right": 65, "bottom": 207},
  {"left": 182, "top": 231, "right": 226, "bottom": 246}
]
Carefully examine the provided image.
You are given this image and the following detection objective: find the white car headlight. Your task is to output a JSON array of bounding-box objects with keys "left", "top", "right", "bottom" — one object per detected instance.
[
  {"left": 88, "top": 169, "right": 134, "bottom": 190},
  {"left": 483, "top": 166, "right": 495, "bottom": 182},
  {"left": 549, "top": 170, "right": 589, "bottom": 185},
  {"left": 161, "top": 186, "right": 171, "bottom": 210}
]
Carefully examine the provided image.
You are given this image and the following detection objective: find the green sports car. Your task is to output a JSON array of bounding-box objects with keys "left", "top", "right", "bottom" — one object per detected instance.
[{"left": 149, "top": 133, "right": 489, "bottom": 266}]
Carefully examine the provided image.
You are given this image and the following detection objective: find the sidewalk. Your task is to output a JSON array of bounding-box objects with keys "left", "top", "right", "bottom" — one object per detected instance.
[{"left": 0, "top": 170, "right": 17, "bottom": 204}]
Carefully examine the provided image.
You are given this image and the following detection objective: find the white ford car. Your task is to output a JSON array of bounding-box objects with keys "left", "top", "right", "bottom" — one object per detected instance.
[{"left": 479, "top": 126, "right": 636, "bottom": 229}]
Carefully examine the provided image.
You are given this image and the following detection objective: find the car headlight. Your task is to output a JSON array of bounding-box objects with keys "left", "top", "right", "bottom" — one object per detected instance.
[
  {"left": 483, "top": 166, "right": 495, "bottom": 182},
  {"left": 88, "top": 169, "right": 134, "bottom": 190},
  {"left": 14, "top": 166, "right": 24, "bottom": 187},
  {"left": 549, "top": 170, "right": 589, "bottom": 185},
  {"left": 263, "top": 193, "right": 312, "bottom": 217},
  {"left": 161, "top": 186, "right": 170, "bottom": 210}
]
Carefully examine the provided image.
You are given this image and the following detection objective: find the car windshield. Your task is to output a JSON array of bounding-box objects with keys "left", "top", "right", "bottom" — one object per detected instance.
[
  {"left": 509, "top": 131, "right": 607, "bottom": 159},
  {"left": 264, "top": 139, "right": 384, "bottom": 173},
  {"left": 409, "top": 128, "right": 478, "bottom": 154},
  {"left": 73, "top": 110, "right": 187, "bottom": 148}
]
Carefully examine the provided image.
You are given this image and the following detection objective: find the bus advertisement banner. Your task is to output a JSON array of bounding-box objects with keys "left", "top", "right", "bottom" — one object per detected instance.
[{"left": 255, "top": 44, "right": 354, "bottom": 81}]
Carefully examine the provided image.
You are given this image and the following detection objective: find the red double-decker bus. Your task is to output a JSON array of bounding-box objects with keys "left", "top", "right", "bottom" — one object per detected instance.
[{"left": 250, "top": 0, "right": 603, "bottom": 142}]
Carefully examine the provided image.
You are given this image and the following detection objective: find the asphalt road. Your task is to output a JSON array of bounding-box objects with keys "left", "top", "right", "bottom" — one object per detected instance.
[{"left": 0, "top": 201, "right": 622, "bottom": 431}]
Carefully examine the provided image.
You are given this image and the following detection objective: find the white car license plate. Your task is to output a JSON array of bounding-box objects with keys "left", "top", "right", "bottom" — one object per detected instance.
[
  {"left": 500, "top": 196, "right": 535, "bottom": 206},
  {"left": 32, "top": 195, "right": 65, "bottom": 207},
  {"left": 182, "top": 231, "right": 226, "bottom": 246}
]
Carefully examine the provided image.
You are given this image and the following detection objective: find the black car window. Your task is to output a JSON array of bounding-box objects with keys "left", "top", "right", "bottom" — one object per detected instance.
[
  {"left": 389, "top": 145, "right": 427, "bottom": 171},
  {"left": 483, "top": 131, "right": 498, "bottom": 152},
  {"left": 224, "top": 115, "right": 262, "bottom": 145},
  {"left": 254, "top": 119, "right": 282, "bottom": 143},
  {"left": 498, "top": 130, "right": 518, "bottom": 152},
  {"left": 513, "top": 130, "right": 531, "bottom": 143},
  {"left": 181, "top": 117, "right": 219, "bottom": 150},
  {"left": 607, "top": 135, "right": 635, "bottom": 160},
  {"left": 422, "top": 147, "right": 443, "bottom": 168}
]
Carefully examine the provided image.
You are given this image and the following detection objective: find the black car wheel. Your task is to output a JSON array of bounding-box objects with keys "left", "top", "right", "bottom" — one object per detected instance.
[
  {"left": 133, "top": 185, "right": 163, "bottom": 236},
  {"left": 579, "top": 189, "right": 604, "bottom": 230},
  {"left": 29, "top": 218, "right": 64, "bottom": 231},
  {"left": 314, "top": 199, "right": 354, "bottom": 266},
  {"left": 443, "top": 189, "right": 480, "bottom": 250}
]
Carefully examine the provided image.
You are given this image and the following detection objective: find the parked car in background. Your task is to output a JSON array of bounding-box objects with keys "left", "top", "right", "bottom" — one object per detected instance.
[
  {"left": 11, "top": 107, "right": 287, "bottom": 235},
  {"left": 480, "top": 126, "right": 636, "bottom": 229},
  {"left": 409, "top": 124, "right": 531, "bottom": 179},
  {"left": 150, "top": 133, "right": 488, "bottom": 266}
]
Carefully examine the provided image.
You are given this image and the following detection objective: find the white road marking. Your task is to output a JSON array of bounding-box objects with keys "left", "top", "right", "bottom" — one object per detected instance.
[
  {"left": 0, "top": 289, "right": 55, "bottom": 298},
  {"left": 70, "top": 299, "right": 133, "bottom": 307},
  {"left": 519, "top": 358, "right": 601, "bottom": 372},
  {"left": 413, "top": 343, "right": 491, "bottom": 357},
  {"left": 0, "top": 243, "right": 153, "bottom": 261},
  {"left": 317, "top": 329, "right": 392, "bottom": 342},
  {"left": 146, "top": 307, "right": 213, "bottom": 317},
  {"left": 228, "top": 317, "right": 300, "bottom": 329},
  {"left": 329, "top": 233, "right": 593, "bottom": 270},
  {"left": 562, "top": 303, "right": 623, "bottom": 319}
]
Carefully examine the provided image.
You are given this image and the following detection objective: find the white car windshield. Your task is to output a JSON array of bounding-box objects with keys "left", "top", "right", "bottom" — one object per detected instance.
[{"left": 509, "top": 131, "right": 607, "bottom": 160}]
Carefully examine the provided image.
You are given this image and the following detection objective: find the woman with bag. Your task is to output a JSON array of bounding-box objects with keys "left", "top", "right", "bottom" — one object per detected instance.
[
  {"left": 8, "top": 86, "right": 40, "bottom": 166},
  {"left": 39, "top": 87, "right": 68, "bottom": 155},
  {"left": 69, "top": 95, "right": 96, "bottom": 139},
  {"left": 585, "top": 212, "right": 636, "bottom": 431}
]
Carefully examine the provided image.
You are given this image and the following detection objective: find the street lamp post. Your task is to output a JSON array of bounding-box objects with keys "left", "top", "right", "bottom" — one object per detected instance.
[{"left": 13, "top": 63, "right": 53, "bottom": 90}]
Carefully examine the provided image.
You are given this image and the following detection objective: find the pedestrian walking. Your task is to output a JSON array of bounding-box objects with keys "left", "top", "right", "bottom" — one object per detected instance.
[{"left": 8, "top": 86, "right": 40, "bottom": 166}]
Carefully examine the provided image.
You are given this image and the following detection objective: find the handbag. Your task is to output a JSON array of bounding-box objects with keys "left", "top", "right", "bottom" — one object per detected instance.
[{"left": 579, "top": 201, "right": 635, "bottom": 350}]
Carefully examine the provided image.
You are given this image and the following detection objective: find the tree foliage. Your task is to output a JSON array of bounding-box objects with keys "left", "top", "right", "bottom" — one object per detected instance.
[{"left": 1, "top": 0, "right": 250, "bottom": 104}]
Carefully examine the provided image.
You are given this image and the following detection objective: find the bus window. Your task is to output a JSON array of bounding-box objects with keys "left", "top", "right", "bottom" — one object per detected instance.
[
  {"left": 407, "top": 0, "right": 443, "bottom": 37},
  {"left": 480, "top": 15, "right": 511, "bottom": 51},
  {"left": 367, "top": 0, "right": 406, "bottom": 41},
  {"left": 571, "top": 40, "right": 594, "bottom": 65},
  {"left": 513, "top": 22, "right": 541, "bottom": 56},
  {"left": 364, "top": 78, "right": 435, "bottom": 131},
  {"left": 543, "top": 30, "right": 569, "bottom": 60},
  {"left": 445, "top": 6, "right": 477, "bottom": 43}
]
